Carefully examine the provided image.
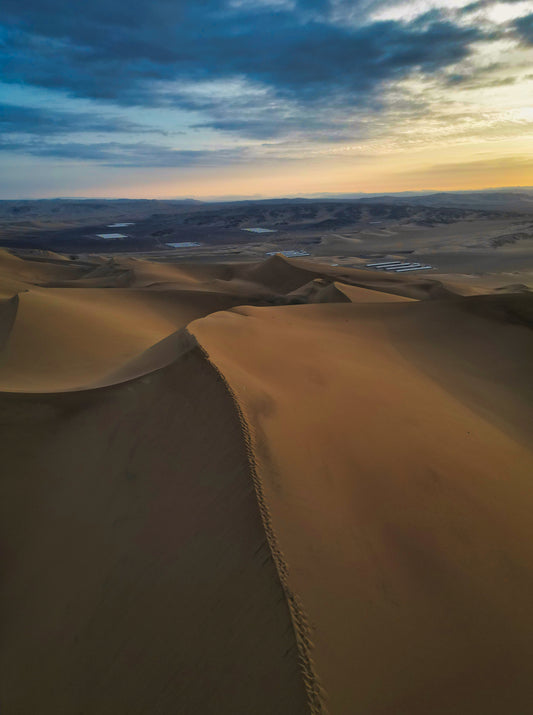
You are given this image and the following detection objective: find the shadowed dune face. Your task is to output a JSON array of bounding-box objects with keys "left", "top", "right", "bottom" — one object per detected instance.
[
  {"left": 0, "top": 294, "right": 18, "bottom": 351},
  {"left": 1, "top": 249, "right": 533, "bottom": 714},
  {"left": 0, "top": 347, "right": 309, "bottom": 715}
]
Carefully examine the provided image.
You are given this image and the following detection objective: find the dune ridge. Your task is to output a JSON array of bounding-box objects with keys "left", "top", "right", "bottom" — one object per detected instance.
[
  {"left": 1, "top": 252, "right": 438, "bottom": 394},
  {"left": 1, "top": 248, "right": 532, "bottom": 713},
  {"left": 190, "top": 295, "right": 533, "bottom": 714},
  {"left": 0, "top": 340, "right": 310, "bottom": 714},
  {"left": 195, "top": 339, "right": 326, "bottom": 714}
]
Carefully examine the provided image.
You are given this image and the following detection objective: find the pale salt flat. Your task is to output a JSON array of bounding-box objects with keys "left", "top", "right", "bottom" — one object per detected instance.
[
  {"left": 166, "top": 242, "right": 201, "bottom": 248},
  {"left": 266, "top": 250, "right": 310, "bottom": 257},
  {"left": 243, "top": 227, "right": 277, "bottom": 233}
]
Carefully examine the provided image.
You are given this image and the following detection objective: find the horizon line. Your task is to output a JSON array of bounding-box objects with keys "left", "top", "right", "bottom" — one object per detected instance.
[{"left": 2, "top": 185, "right": 533, "bottom": 202}]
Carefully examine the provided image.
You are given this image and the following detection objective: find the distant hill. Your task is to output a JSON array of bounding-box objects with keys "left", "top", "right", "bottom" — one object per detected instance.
[{"left": 354, "top": 191, "right": 533, "bottom": 213}]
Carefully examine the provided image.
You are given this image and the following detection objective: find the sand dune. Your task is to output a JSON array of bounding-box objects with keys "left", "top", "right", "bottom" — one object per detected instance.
[
  {"left": 333, "top": 281, "right": 415, "bottom": 303},
  {"left": 0, "top": 249, "right": 87, "bottom": 292},
  {"left": 0, "top": 287, "right": 245, "bottom": 391},
  {"left": 0, "top": 294, "right": 18, "bottom": 351},
  {"left": 0, "top": 255, "right": 432, "bottom": 393},
  {"left": 289, "top": 278, "right": 351, "bottom": 304},
  {"left": 191, "top": 295, "right": 533, "bottom": 714},
  {"left": 0, "top": 346, "right": 308, "bottom": 714},
  {"left": 1, "top": 249, "right": 532, "bottom": 714}
]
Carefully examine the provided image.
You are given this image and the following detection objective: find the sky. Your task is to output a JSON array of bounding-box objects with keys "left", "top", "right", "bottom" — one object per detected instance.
[{"left": 1, "top": 0, "right": 532, "bottom": 199}]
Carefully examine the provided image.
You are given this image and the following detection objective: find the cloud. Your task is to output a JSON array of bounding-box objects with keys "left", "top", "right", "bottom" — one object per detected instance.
[
  {"left": 513, "top": 12, "right": 533, "bottom": 43},
  {"left": 0, "top": 103, "right": 170, "bottom": 135},
  {"left": 0, "top": 0, "right": 530, "bottom": 167},
  {"left": 0, "top": 138, "right": 249, "bottom": 167},
  {"left": 1, "top": 2, "right": 484, "bottom": 108}
]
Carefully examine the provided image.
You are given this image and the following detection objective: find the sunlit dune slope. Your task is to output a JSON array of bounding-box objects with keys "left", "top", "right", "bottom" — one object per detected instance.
[
  {"left": 0, "top": 287, "right": 243, "bottom": 391},
  {"left": 191, "top": 293, "right": 533, "bottom": 715},
  {"left": 333, "top": 281, "right": 415, "bottom": 303},
  {"left": 0, "top": 253, "right": 433, "bottom": 392},
  {"left": 1, "top": 249, "right": 532, "bottom": 714},
  {"left": 0, "top": 248, "right": 89, "bottom": 296}
]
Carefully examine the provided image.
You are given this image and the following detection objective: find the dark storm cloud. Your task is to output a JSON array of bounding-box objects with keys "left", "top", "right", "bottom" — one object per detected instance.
[
  {"left": 0, "top": 137, "right": 248, "bottom": 167},
  {"left": 2, "top": 0, "right": 521, "bottom": 166},
  {"left": 513, "top": 13, "right": 533, "bottom": 44},
  {"left": 0, "top": 103, "right": 169, "bottom": 135},
  {"left": 1, "top": 0, "right": 484, "bottom": 106}
]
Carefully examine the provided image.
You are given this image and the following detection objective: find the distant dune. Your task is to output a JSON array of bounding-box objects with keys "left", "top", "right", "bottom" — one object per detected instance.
[{"left": 1, "top": 248, "right": 532, "bottom": 713}]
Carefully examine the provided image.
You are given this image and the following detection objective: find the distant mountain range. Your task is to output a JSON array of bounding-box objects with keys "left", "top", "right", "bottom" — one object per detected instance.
[
  {"left": 351, "top": 190, "right": 533, "bottom": 213},
  {"left": 2, "top": 190, "right": 533, "bottom": 225}
]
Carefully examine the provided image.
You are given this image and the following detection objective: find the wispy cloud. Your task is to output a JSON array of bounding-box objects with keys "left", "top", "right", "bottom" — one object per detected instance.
[
  {"left": 0, "top": 137, "right": 249, "bottom": 167},
  {"left": 0, "top": 103, "right": 172, "bottom": 135}
]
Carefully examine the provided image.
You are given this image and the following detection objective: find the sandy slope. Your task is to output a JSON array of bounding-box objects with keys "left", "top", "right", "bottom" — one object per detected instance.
[
  {"left": 1, "top": 249, "right": 532, "bottom": 714},
  {"left": 0, "top": 255, "right": 433, "bottom": 392},
  {"left": 191, "top": 296, "right": 533, "bottom": 714},
  {"left": 0, "top": 286, "right": 248, "bottom": 391},
  {"left": 0, "top": 344, "right": 308, "bottom": 714}
]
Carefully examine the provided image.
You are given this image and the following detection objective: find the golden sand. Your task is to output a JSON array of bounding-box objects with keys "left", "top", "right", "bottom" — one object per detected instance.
[{"left": 1, "top": 249, "right": 532, "bottom": 713}]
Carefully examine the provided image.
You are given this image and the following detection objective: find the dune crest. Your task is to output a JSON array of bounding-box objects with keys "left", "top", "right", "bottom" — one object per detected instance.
[
  {"left": 196, "top": 341, "right": 326, "bottom": 714},
  {"left": 1, "top": 248, "right": 532, "bottom": 713},
  {"left": 190, "top": 295, "right": 533, "bottom": 714}
]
